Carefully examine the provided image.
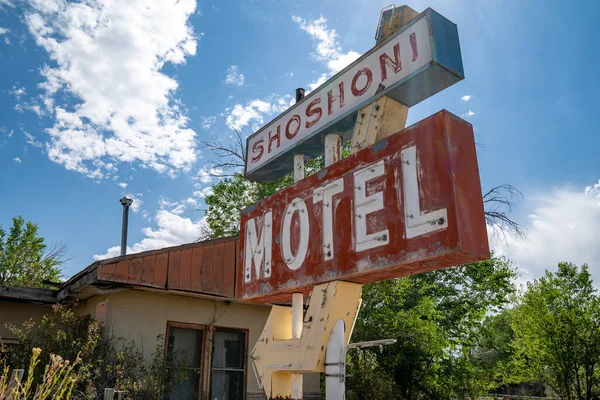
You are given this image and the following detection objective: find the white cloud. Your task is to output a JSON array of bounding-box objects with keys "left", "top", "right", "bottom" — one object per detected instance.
[
  {"left": 0, "top": 0, "right": 14, "bottom": 8},
  {"left": 0, "top": 27, "right": 9, "bottom": 35},
  {"left": 13, "top": 157, "right": 21, "bottom": 163},
  {"left": 223, "top": 65, "right": 245, "bottom": 86},
  {"left": 197, "top": 166, "right": 223, "bottom": 183},
  {"left": 225, "top": 96, "right": 293, "bottom": 131},
  {"left": 200, "top": 115, "right": 216, "bottom": 130},
  {"left": 461, "top": 110, "right": 475, "bottom": 118},
  {"left": 219, "top": 15, "right": 356, "bottom": 134},
  {"left": 193, "top": 186, "right": 213, "bottom": 198},
  {"left": 10, "top": 85, "right": 26, "bottom": 99},
  {"left": 493, "top": 180, "right": 600, "bottom": 283},
  {"left": 292, "top": 16, "right": 337, "bottom": 61},
  {"left": 307, "top": 74, "right": 327, "bottom": 91},
  {"left": 292, "top": 15, "right": 360, "bottom": 86},
  {"left": 184, "top": 197, "right": 197, "bottom": 207},
  {"left": 460, "top": 95, "right": 471, "bottom": 102},
  {"left": 118, "top": 182, "right": 128, "bottom": 188},
  {"left": 93, "top": 202, "right": 209, "bottom": 260},
  {"left": 23, "top": 131, "right": 42, "bottom": 148},
  {"left": 24, "top": 0, "right": 199, "bottom": 179}
]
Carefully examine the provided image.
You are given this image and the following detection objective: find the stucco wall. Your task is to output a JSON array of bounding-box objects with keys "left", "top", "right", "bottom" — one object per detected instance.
[
  {"left": 0, "top": 301, "right": 52, "bottom": 342},
  {"left": 75, "top": 289, "right": 319, "bottom": 398}
]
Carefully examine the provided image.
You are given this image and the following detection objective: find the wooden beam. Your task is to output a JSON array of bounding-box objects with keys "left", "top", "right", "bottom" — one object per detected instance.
[
  {"left": 56, "top": 269, "right": 97, "bottom": 302},
  {"left": 350, "top": 96, "right": 408, "bottom": 154},
  {"left": 0, "top": 286, "right": 56, "bottom": 304},
  {"left": 350, "top": 5, "right": 419, "bottom": 155}
]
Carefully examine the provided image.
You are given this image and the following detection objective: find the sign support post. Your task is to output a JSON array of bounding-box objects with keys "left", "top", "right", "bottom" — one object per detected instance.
[{"left": 291, "top": 88, "right": 306, "bottom": 400}]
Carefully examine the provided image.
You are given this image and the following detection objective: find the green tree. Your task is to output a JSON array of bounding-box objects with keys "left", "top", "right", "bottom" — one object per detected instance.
[
  {"left": 509, "top": 263, "right": 600, "bottom": 400},
  {"left": 0, "top": 216, "right": 64, "bottom": 287},
  {"left": 472, "top": 309, "right": 517, "bottom": 392},
  {"left": 204, "top": 174, "right": 293, "bottom": 238},
  {"left": 204, "top": 159, "right": 321, "bottom": 238},
  {"left": 348, "top": 256, "right": 517, "bottom": 399}
]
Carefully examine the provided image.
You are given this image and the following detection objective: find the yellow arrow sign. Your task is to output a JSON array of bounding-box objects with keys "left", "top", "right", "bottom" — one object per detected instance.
[{"left": 251, "top": 281, "right": 363, "bottom": 398}]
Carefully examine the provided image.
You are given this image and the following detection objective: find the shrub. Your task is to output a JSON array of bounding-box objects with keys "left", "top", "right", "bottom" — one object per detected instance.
[{"left": 5, "top": 305, "right": 185, "bottom": 399}]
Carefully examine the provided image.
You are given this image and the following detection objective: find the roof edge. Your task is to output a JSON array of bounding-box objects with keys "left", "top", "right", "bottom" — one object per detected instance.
[{"left": 0, "top": 285, "right": 57, "bottom": 304}]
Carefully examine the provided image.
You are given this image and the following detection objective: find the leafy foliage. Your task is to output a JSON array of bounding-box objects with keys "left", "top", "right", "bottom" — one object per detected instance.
[
  {"left": 204, "top": 157, "right": 323, "bottom": 239},
  {"left": 349, "top": 256, "right": 517, "bottom": 399},
  {"left": 345, "top": 350, "right": 400, "bottom": 400},
  {"left": 509, "top": 263, "right": 600, "bottom": 400},
  {"left": 0, "top": 216, "right": 64, "bottom": 287}
]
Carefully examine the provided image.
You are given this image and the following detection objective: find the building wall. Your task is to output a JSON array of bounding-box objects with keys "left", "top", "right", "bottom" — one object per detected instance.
[
  {"left": 0, "top": 301, "right": 52, "bottom": 343},
  {"left": 76, "top": 289, "right": 320, "bottom": 398}
]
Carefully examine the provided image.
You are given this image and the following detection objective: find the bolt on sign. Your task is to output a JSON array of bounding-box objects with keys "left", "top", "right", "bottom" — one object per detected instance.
[
  {"left": 238, "top": 110, "right": 490, "bottom": 303},
  {"left": 245, "top": 8, "right": 464, "bottom": 183}
]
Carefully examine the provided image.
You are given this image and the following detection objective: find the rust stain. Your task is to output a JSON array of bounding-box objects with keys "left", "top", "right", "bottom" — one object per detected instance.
[
  {"left": 154, "top": 252, "right": 168, "bottom": 287},
  {"left": 202, "top": 244, "right": 214, "bottom": 292},
  {"left": 190, "top": 246, "right": 203, "bottom": 292},
  {"left": 168, "top": 250, "right": 181, "bottom": 290},
  {"left": 128, "top": 257, "right": 143, "bottom": 284},
  {"left": 179, "top": 248, "right": 192, "bottom": 291},
  {"left": 97, "top": 263, "right": 114, "bottom": 280},
  {"left": 141, "top": 255, "right": 155, "bottom": 285},
  {"left": 115, "top": 260, "right": 129, "bottom": 282},
  {"left": 213, "top": 242, "right": 226, "bottom": 295}
]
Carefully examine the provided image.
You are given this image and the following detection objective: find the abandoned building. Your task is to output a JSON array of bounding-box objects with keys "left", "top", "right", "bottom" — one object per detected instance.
[{"left": 0, "top": 236, "right": 320, "bottom": 399}]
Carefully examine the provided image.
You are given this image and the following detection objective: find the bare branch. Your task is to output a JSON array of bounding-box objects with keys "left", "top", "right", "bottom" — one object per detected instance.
[
  {"left": 483, "top": 185, "right": 527, "bottom": 242},
  {"left": 195, "top": 222, "right": 212, "bottom": 243},
  {"left": 200, "top": 126, "right": 247, "bottom": 173},
  {"left": 43, "top": 241, "right": 72, "bottom": 264}
]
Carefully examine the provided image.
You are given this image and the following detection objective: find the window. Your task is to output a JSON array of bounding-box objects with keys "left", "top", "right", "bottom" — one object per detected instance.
[
  {"left": 166, "top": 323, "right": 205, "bottom": 400},
  {"left": 210, "top": 329, "right": 247, "bottom": 400},
  {"left": 164, "top": 323, "right": 247, "bottom": 399}
]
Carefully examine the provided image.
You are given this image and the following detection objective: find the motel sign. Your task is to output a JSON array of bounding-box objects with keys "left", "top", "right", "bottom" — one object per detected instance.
[{"left": 239, "top": 111, "right": 489, "bottom": 303}]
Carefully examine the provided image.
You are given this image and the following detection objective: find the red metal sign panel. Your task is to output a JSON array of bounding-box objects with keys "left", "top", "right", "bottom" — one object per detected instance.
[{"left": 238, "top": 110, "right": 489, "bottom": 303}]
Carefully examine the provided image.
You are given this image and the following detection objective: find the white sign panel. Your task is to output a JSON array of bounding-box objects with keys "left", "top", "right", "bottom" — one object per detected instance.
[{"left": 245, "top": 16, "right": 431, "bottom": 177}]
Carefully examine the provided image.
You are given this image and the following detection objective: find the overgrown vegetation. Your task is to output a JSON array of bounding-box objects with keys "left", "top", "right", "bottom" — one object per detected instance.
[
  {"left": 1, "top": 348, "right": 80, "bottom": 399},
  {"left": 345, "top": 262, "right": 600, "bottom": 399},
  {"left": 3, "top": 305, "right": 186, "bottom": 399}
]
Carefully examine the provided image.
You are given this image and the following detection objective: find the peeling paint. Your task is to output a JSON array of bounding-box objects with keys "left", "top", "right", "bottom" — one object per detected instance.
[
  {"left": 317, "top": 169, "right": 329, "bottom": 180},
  {"left": 371, "top": 138, "right": 389, "bottom": 153}
]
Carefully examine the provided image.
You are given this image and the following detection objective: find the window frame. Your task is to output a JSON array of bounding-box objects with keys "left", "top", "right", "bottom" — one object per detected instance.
[
  {"left": 209, "top": 326, "right": 249, "bottom": 400},
  {"left": 164, "top": 321, "right": 208, "bottom": 398}
]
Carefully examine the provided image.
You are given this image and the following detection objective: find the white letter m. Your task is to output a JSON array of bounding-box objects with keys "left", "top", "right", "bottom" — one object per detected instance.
[{"left": 244, "top": 211, "right": 273, "bottom": 283}]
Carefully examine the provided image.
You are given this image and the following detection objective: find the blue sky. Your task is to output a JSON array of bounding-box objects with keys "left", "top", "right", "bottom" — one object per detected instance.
[{"left": 1, "top": 0, "right": 599, "bottom": 283}]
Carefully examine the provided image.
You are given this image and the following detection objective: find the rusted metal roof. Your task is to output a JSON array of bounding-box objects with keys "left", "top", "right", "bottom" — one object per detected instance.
[
  {"left": 96, "top": 236, "right": 238, "bottom": 297},
  {"left": 58, "top": 236, "right": 240, "bottom": 301}
]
